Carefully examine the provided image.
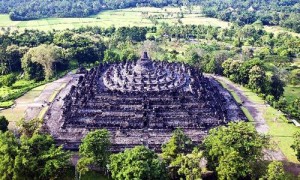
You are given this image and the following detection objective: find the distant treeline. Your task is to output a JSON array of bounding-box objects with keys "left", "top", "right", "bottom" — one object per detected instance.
[
  {"left": 201, "top": 0, "right": 300, "bottom": 33},
  {"left": 0, "top": 0, "right": 194, "bottom": 20},
  {"left": 1, "top": 0, "right": 300, "bottom": 33}
]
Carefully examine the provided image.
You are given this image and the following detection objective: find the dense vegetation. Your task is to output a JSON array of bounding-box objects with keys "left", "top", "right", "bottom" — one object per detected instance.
[
  {"left": 0, "top": 114, "right": 298, "bottom": 179},
  {"left": 1, "top": 0, "right": 300, "bottom": 33},
  {"left": 73, "top": 124, "right": 294, "bottom": 179},
  {"left": 0, "top": 130, "right": 71, "bottom": 179},
  {"left": 0, "top": 0, "right": 192, "bottom": 20},
  {"left": 201, "top": 0, "right": 300, "bottom": 33}
]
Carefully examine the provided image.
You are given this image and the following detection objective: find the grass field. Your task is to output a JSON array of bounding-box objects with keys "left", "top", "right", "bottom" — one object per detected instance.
[
  {"left": 0, "top": 79, "right": 40, "bottom": 108},
  {"left": 0, "top": 6, "right": 230, "bottom": 31},
  {"left": 0, "top": 84, "right": 46, "bottom": 129},
  {"left": 284, "top": 85, "right": 300, "bottom": 103},
  {"left": 264, "top": 26, "right": 300, "bottom": 37},
  {"left": 1, "top": 6, "right": 299, "bottom": 38},
  {"left": 237, "top": 85, "right": 299, "bottom": 163}
]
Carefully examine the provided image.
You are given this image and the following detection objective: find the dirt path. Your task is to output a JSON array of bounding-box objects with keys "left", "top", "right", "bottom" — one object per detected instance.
[
  {"left": 211, "top": 75, "right": 286, "bottom": 160},
  {"left": 24, "top": 72, "right": 74, "bottom": 121},
  {"left": 0, "top": 73, "right": 74, "bottom": 129},
  {"left": 212, "top": 75, "right": 269, "bottom": 133}
]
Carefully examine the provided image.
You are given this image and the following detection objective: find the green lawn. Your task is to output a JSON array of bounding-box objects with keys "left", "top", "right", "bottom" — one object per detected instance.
[
  {"left": 264, "top": 25, "right": 300, "bottom": 38},
  {"left": 237, "top": 85, "right": 299, "bottom": 163},
  {"left": 284, "top": 85, "right": 300, "bottom": 103},
  {"left": 0, "top": 6, "right": 230, "bottom": 31},
  {"left": 0, "top": 84, "right": 46, "bottom": 128},
  {"left": 0, "top": 79, "right": 45, "bottom": 108}
]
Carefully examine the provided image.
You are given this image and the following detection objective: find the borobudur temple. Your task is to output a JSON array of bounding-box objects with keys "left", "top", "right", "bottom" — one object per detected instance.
[{"left": 43, "top": 52, "right": 246, "bottom": 152}]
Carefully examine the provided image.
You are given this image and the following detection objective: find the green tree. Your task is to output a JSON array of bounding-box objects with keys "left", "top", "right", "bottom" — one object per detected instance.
[
  {"left": 261, "top": 161, "right": 286, "bottom": 180},
  {"left": 120, "top": 49, "right": 138, "bottom": 61},
  {"left": 0, "top": 131, "right": 19, "bottom": 180},
  {"left": 5, "top": 45, "right": 28, "bottom": 73},
  {"left": 216, "top": 150, "right": 247, "bottom": 180},
  {"left": 248, "top": 65, "right": 266, "bottom": 93},
  {"left": 22, "top": 44, "right": 63, "bottom": 80},
  {"left": 177, "top": 148, "right": 203, "bottom": 180},
  {"left": 14, "top": 134, "right": 71, "bottom": 179},
  {"left": 77, "top": 129, "right": 111, "bottom": 175},
  {"left": 103, "top": 50, "right": 120, "bottom": 63},
  {"left": 68, "top": 34, "right": 106, "bottom": 64},
  {"left": 203, "top": 122, "right": 269, "bottom": 179},
  {"left": 17, "top": 118, "right": 42, "bottom": 137},
  {"left": 161, "top": 128, "right": 193, "bottom": 164},
  {"left": 268, "top": 75, "right": 285, "bottom": 100},
  {"left": 291, "top": 131, "right": 300, "bottom": 161},
  {"left": 0, "top": 116, "right": 9, "bottom": 132},
  {"left": 109, "top": 146, "right": 167, "bottom": 180},
  {"left": 2, "top": 74, "right": 17, "bottom": 87}
]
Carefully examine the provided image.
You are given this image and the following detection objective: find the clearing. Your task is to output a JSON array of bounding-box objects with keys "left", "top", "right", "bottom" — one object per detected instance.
[
  {"left": 0, "top": 6, "right": 230, "bottom": 31},
  {"left": 0, "top": 73, "right": 74, "bottom": 129}
]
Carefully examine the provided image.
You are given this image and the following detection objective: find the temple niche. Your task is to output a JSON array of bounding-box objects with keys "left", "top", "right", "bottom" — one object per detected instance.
[{"left": 43, "top": 52, "right": 246, "bottom": 152}]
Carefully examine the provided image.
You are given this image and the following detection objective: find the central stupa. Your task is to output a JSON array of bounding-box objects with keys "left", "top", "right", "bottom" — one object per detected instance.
[
  {"left": 103, "top": 52, "right": 191, "bottom": 92},
  {"left": 43, "top": 52, "right": 246, "bottom": 151}
]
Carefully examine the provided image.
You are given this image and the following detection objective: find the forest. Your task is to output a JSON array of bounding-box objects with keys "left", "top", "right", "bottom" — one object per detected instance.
[
  {"left": 0, "top": 0, "right": 191, "bottom": 20},
  {"left": 1, "top": 0, "right": 300, "bottom": 33},
  {"left": 201, "top": 0, "right": 300, "bottom": 33}
]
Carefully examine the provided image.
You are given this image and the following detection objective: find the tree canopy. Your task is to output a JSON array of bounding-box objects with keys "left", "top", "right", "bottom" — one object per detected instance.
[
  {"left": 261, "top": 161, "right": 286, "bottom": 180},
  {"left": 0, "top": 116, "right": 9, "bottom": 132},
  {"left": 203, "top": 122, "right": 269, "bottom": 179},
  {"left": 109, "top": 146, "right": 167, "bottom": 180},
  {"left": 0, "top": 132, "right": 71, "bottom": 180},
  {"left": 21, "top": 44, "right": 64, "bottom": 80},
  {"left": 77, "top": 129, "right": 111, "bottom": 175},
  {"left": 161, "top": 128, "right": 193, "bottom": 164},
  {"left": 291, "top": 131, "right": 300, "bottom": 161}
]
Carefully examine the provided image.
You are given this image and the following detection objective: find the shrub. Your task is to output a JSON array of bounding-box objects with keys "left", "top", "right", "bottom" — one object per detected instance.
[{"left": 2, "top": 74, "right": 17, "bottom": 87}]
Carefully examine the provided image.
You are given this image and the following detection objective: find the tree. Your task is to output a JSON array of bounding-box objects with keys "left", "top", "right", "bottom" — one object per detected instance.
[
  {"left": 261, "top": 161, "right": 286, "bottom": 180},
  {"left": 161, "top": 128, "right": 193, "bottom": 179},
  {"left": 22, "top": 44, "right": 63, "bottom": 80},
  {"left": 0, "top": 131, "right": 19, "bottom": 180},
  {"left": 67, "top": 34, "right": 106, "bottom": 64},
  {"left": 17, "top": 118, "right": 42, "bottom": 137},
  {"left": 268, "top": 75, "right": 285, "bottom": 100},
  {"left": 161, "top": 128, "right": 193, "bottom": 164},
  {"left": 291, "top": 131, "right": 300, "bottom": 161},
  {"left": 216, "top": 150, "right": 247, "bottom": 180},
  {"left": 248, "top": 65, "right": 266, "bottom": 93},
  {"left": 2, "top": 73, "right": 17, "bottom": 87},
  {"left": 103, "top": 50, "right": 120, "bottom": 63},
  {"left": 0, "top": 116, "right": 9, "bottom": 132},
  {"left": 177, "top": 148, "right": 203, "bottom": 180},
  {"left": 203, "top": 122, "right": 269, "bottom": 179},
  {"left": 5, "top": 45, "right": 28, "bottom": 73},
  {"left": 109, "top": 146, "right": 167, "bottom": 180},
  {"left": 77, "top": 129, "right": 111, "bottom": 175},
  {"left": 13, "top": 134, "right": 71, "bottom": 179},
  {"left": 0, "top": 132, "right": 71, "bottom": 180},
  {"left": 120, "top": 49, "right": 138, "bottom": 61}
]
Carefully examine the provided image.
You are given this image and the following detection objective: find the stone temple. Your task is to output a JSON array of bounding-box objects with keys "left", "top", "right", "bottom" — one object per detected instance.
[{"left": 43, "top": 52, "right": 246, "bottom": 152}]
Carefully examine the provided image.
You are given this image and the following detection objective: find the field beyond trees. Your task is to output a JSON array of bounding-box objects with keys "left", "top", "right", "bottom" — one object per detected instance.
[{"left": 1, "top": 6, "right": 229, "bottom": 31}]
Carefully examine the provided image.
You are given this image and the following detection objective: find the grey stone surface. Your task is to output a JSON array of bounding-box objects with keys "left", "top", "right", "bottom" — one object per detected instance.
[{"left": 43, "top": 53, "right": 246, "bottom": 152}]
